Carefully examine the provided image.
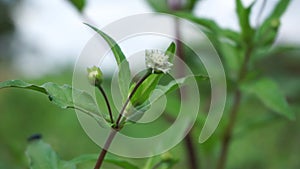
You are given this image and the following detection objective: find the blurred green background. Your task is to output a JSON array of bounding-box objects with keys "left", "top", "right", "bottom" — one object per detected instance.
[{"left": 0, "top": 0, "right": 299, "bottom": 169}]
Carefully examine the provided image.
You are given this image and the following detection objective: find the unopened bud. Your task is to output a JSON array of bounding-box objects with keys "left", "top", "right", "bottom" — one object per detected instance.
[{"left": 87, "top": 66, "right": 103, "bottom": 86}]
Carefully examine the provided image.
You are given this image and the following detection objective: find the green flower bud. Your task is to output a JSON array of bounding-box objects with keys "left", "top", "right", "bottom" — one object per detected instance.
[{"left": 87, "top": 66, "right": 103, "bottom": 86}]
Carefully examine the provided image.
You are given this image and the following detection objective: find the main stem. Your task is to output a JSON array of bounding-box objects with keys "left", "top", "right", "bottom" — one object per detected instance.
[
  {"left": 94, "top": 129, "right": 117, "bottom": 169},
  {"left": 216, "top": 47, "right": 252, "bottom": 169},
  {"left": 94, "top": 71, "right": 151, "bottom": 169}
]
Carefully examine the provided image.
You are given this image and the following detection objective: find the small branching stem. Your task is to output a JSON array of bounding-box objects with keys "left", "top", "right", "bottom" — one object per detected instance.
[
  {"left": 97, "top": 85, "right": 114, "bottom": 123},
  {"left": 94, "top": 71, "right": 152, "bottom": 169},
  {"left": 115, "top": 71, "right": 151, "bottom": 128}
]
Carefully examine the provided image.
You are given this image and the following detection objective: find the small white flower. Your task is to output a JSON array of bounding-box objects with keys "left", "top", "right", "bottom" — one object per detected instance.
[{"left": 145, "top": 50, "right": 173, "bottom": 74}]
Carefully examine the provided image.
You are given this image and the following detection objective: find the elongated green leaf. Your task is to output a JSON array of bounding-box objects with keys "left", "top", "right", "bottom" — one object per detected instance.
[
  {"left": 254, "top": 0, "right": 291, "bottom": 48},
  {"left": 68, "top": 0, "right": 85, "bottom": 12},
  {"left": 153, "top": 75, "right": 208, "bottom": 101},
  {"left": 0, "top": 80, "right": 107, "bottom": 127},
  {"left": 128, "top": 75, "right": 208, "bottom": 121},
  {"left": 165, "top": 42, "right": 176, "bottom": 60},
  {"left": 26, "top": 139, "right": 76, "bottom": 169},
  {"left": 130, "top": 74, "right": 163, "bottom": 107},
  {"left": 176, "top": 12, "right": 241, "bottom": 44},
  {"left": 84, "top": 23, "right": 131, "bottom": 100},
  {"left": 240, "top": 78, "right": 295, "bottom": 120},
  {"left": 219, "top": 41, "right": 243, "bottom": 77},
  {"left": 147, "top": 0, "right": 169, "bottom": 13}
]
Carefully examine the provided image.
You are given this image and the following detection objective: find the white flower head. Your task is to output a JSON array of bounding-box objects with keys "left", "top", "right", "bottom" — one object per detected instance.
[{"left": 145, "top": 50, "right": 173, "bottom": 74}]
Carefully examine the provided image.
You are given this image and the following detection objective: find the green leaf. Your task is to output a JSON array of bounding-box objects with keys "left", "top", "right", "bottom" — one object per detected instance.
[
  {"left": 105, "top": 158, "right": 139, "bottom": 169},
  {"left": 84, "top": 23, "right": 131, "bottom": 101},
  {"left": 68, "top": 0, "right": 86, "bottom": 12},
  {"left": 219, "top": 41, "right": 243, "bottom": 78},
  {"left": 130, "top": 73, "right": 163, "bottom": 107},
  {"left": 69, "top": 154, "right": 139, "bottom": 169},
  {"left": 254, "top": 0, "right": 291, "bottom": 48},
  {"left": 235, "top": 0, "right": 255, "bottom": 43},
  {"left": 128, "top": 75, "right": 208, "bottom": 121},
  {"left": 153, "top": 75, "right": 208, "bottom": 101},
  {"left": 240, "top": 78, "right": 295, "bottom": 120},
  {"left": 26, "top": 139, "right": 76, "bottom": 169},
  {"left": 147, "top": 0, "right": 169, "bottom": 13},
  {"left": 176, "top": 12, "right": 241, "bottom": 44},
  {"left": 0, "top": 80, "right": 107, "bottom": 127},
  {"left": 165, "top": 42, "right": 176, "bottom": 61},
  {"left": 147, "top": 0, "right": 199, "bottom": 12}
]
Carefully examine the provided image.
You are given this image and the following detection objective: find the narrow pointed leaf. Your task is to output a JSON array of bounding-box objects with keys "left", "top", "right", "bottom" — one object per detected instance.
[
  {"left": 254, "top": 0, "right": 291, "bottom": 48},
  {"left": 128, "top": 75, "right": 208, "bottom": 121},
  {"left": 240, "top": 78, "right": 295, "bottom": 120},
  {"left": 84, "top": 23, "right": 131, "bottom": 100},
  {"left": 0, "top": 80, "right": 107, "bottom": 127},
  {"left": 176, "top": 12, "right": 241, "bottom": 44},
  {"left": 68, "top": 0, "right": 86, "bottom": 12},
  {"left": 152, "top": 75, "right": 208, "bottom": 103}
]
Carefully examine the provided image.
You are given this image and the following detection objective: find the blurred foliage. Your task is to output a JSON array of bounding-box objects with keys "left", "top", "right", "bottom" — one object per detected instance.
[
  {"left": 0, "top": 0, "right": 19, "bottom": 62},
  {"left": 1, "top": 0, "right": 300, "bottom": 169}
]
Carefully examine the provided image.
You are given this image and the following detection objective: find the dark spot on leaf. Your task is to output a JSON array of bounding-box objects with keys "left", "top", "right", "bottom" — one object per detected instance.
[
  {"left": 27, "top": 134, "right": 42, "bottom": 142},
  {"left": 48, "top": 95, "right": 53, "bottom": 101}
]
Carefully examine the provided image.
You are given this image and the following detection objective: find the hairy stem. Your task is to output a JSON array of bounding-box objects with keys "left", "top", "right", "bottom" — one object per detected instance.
[
  {"left": 94, "top": 129, "right": 117, "bottom": 169},
  {"left": 115, "top": 71, "right": 151, "bottom": 128},
  {"left": 175, "top": 18, "right": 200, "bottom": 169},
  {"left": 97, "top": 85, "right": 114, "bottom": 123},
  {"left": 216, "top": 47, "right": 252, "bottom": 169}
]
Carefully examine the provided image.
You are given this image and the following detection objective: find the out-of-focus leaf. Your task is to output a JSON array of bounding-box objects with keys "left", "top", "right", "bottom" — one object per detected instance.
[
  {"left": 254, "top": 0, "right": 291, "bottom": 48},
  {"left": 186, "top": 0, "right": 200, "bottom": 11},
  {"left": 176, "top": 12, "right": 241, "bottom": 44},
  {"left": 105, "top": 158, "right": 139, "bottom": 169},
  {"left": 68, "top": 0, "right": 85, "bottom": 12},
  {"left": 0, "top": 80, "right": 107, "bottom": 127},
  {"left": 26, "top": 139, "right": 76, "bottom": 169},
  {"left": 151, "top": 153, "right": 178, "bottom": 169},
  {"left": 219, "top": 41, "right": 243, "bottom": 78},
  {"left": 147, "top": 0, "right": 169, "bottom": 13},
  {"left": 84, "top": 23, "right": 131, "bottom": 101},
  {"left": 235, "top": 0, "right": 255, "bottom": 43},
  {"left": 240, "top": 78, "right": 295, "bottom": 120},
  {"left": 147, "top": 0, "right": 200, "bottom": 12},
  {"left": 69, "top": 154, "right": 139, "bottom": 169}
]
